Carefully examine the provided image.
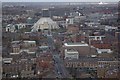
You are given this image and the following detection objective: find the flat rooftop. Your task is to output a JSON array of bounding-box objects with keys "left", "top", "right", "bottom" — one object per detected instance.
[{"left": 64, "top": 43, "right": 89, "bottom": 47}]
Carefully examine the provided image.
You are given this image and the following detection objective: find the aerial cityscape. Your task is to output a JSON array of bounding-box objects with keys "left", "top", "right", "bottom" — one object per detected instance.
[{"left": 1, "top": 1, "right": 120, "bottom": 79}]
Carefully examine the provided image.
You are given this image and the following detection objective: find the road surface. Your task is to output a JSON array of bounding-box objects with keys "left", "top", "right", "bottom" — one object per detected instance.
[{"left": 47, "top": 34, "right": 72, "bottom": 78}]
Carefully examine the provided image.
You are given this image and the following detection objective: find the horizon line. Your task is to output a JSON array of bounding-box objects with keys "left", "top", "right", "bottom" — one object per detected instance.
[{"left": 1, "top": 1, "right": 119, "bottom": 3}]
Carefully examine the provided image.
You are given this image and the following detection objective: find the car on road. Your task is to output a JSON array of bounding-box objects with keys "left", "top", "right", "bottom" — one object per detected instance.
[{"left": 58, "top": 71, "right": 62, "bottom": 75}]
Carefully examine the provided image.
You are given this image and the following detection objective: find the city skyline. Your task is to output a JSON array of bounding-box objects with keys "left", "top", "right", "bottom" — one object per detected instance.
[
  {"left": 1, "top": 0, "right": 119, "bottom": 2},
  {"left": 2, "top": 1, "right": 120, "bottom": 79}
]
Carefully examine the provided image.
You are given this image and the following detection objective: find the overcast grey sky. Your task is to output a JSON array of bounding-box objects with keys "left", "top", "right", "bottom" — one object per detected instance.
[{"left": 0, "top": 0, "right": 119, "bottom": 2}]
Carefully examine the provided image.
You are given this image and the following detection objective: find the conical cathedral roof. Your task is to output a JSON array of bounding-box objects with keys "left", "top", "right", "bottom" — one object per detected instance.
[{"left": 31, "top": 17, "right": 59, "bottom": 32}]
